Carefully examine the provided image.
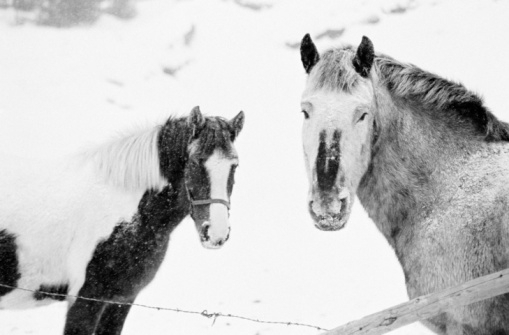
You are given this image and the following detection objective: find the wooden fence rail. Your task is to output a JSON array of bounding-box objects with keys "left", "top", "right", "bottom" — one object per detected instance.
[{"left": 320, "top": 268, "right": 509, "bottom": 335}]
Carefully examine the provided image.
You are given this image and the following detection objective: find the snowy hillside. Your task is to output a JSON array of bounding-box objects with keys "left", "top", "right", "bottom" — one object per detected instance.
[{"left": 0, "top": 0, "right": 508, "bottom": 334}]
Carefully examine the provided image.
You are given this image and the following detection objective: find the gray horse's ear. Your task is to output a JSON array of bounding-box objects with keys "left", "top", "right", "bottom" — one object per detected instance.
[
  {"left": 300, "top": 34, "right": 320, "bottom": 74},
  {"left": 353, "top": 36, "right": 375, "bottom": 77},
  {"left": 229, "top": 111, "right": 245, "bottom": 141},
  {"left": 188, "top": 106, "right": 205, "bottom": 138}
]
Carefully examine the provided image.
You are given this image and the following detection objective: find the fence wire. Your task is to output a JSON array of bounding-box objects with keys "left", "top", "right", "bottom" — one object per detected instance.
[{"left": 0, "top": 283, "right": 328, "bottom": 332}]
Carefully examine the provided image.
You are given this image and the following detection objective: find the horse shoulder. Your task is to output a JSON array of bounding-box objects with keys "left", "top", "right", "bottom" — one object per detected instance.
[
  {"left": 400, "top": 145, "right": 509, "bottom": 295},
  {"left": 65, "top": 158, "right": 147, "bottom": 290}
]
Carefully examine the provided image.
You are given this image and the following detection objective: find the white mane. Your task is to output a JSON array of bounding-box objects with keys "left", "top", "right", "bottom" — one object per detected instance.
[{"left": 82, "top": 125, "right": 167, "bottom": 191}]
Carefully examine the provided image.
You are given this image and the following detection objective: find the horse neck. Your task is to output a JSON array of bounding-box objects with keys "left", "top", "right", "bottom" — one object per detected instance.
[
  {"left": 357, "top": 81, "right": 484, "bottom": 248},
  {"left": 139, "top": 180, "right": 191, "bottom": 231}
]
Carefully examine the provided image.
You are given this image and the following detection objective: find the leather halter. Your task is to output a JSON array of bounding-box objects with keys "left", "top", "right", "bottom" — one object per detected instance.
[{"left": 191, "top": 198, "right": 230, "bottom": 210}]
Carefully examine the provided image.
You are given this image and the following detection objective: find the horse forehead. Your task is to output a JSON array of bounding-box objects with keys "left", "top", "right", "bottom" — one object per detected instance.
[
  {"left": 188, "top": 136, "right": 235, "bottom": 157},
  {"left": 204, "top": 149, "right": 237, "bottom": 172},
  {"left": 302, "top": 90, "right": 357, "bottom": 123}
]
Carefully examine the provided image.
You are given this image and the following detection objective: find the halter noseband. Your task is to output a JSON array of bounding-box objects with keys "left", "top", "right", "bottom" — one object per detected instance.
[{"left": 191, "top": 198, "right": 230, "bottom": 210}]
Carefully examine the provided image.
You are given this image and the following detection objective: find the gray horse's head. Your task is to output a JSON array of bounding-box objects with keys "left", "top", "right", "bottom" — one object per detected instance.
[{"left": 300, "top": 35, "right": 376, "bottom": 231}]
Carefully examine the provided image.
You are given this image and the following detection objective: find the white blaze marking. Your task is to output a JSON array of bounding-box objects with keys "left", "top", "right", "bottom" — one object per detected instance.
[{"left": 203, "top": 150, "right": 236, "bottom": 244}]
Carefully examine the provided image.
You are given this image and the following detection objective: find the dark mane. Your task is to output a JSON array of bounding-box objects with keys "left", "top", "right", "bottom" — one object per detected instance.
[
  {"left": 375, "top": 56, "right": 509, "bottom": 142},
  {"left": 310, "top": 45, "right": 509, "bottom": 142},
  {"left": 157, "top": 116, "right": 191, "bottom": 183}
]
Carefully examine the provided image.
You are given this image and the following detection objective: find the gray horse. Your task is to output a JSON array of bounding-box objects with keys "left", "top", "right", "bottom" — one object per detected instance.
[{"left": 300, "top": 34, "right": 509, "bottom": 334}]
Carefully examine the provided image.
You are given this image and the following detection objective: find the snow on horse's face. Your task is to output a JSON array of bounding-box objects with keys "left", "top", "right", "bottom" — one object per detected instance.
[
  {"left": 300, "top": 35, "right": 375, "bottom": 231},
  {"left": 185, "top": 108, "right": 243, "bottom": 249}
]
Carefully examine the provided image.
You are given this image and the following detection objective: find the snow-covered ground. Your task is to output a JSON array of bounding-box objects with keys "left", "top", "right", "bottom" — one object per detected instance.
[{"left": 0, "top": 0, "right": 508, "bottom": 334}]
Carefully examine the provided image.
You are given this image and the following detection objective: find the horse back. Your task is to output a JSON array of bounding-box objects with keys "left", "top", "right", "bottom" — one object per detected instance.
[{"left": 0, "top": 154, "right": 144, "bottom": 308}]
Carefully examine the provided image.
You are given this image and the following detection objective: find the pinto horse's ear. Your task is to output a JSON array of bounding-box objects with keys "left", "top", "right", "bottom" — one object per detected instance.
[
  {"left": 229, "top": 111, "right": 245, "bottom": 141},
  {"left": 300, "top": 34, "right": 320, "bottom": 74},
  {"left": 353, "top": 36, "right": 375, "bottom": 78},
  {"left": 188, "top": 106, "right": 205, "bottom": 138}
]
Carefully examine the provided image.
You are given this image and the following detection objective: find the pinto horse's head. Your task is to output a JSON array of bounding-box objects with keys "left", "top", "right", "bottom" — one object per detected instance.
[
  {"left": 184, "top": 106, "right": 244, "bottom": 249},
  {"left": 300, "top": 35, "right": 376, "bottom": 231}
]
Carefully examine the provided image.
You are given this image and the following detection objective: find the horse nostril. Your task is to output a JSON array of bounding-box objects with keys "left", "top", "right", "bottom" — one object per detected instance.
[
  {"left": 224, "top": 227, "right": 231, "bottom": 242},
  {"left": 201, "top": 223, "right": 210, "bottom": 242},
  {"left": 309, "top": 200, "right": 321, "bottom": 215}
]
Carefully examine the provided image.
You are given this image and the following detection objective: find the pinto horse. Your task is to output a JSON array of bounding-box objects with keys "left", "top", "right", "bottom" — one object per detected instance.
[
  {"left": 0, "top": 106, "right": 244, "bottom": 335},
  {"left": 300, "top": 34, "right": 509, "bottom": 334}
]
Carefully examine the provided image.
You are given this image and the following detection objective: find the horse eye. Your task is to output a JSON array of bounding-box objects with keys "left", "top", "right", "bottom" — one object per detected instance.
[
  {"left": 302, "top": 110, "right": 309, "bottom": 119},
  {"left": 189, "top": 158, "right": 201, "bottom": 167},
  {"left": 358, "top": 112, "right": 368, "bottom": 122}
]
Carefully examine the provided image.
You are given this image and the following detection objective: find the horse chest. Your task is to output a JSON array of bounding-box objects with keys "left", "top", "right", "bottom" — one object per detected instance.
[
  {"left": 78, "top": 220, "right": 170, "bottom": 300},
  {"left": 77, "top": 188, "right": 188, "bottom": 301}
]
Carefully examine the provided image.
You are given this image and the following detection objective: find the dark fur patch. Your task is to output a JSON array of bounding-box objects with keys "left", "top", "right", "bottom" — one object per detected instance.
[
  {"left": 352, "top": 36, "right": 374, "bottom": 77},
  {"left": 77, "top": 185, "right": 189, "bottom": 301},
  {"left": 158, "top": 115, "right": 235, "bottom": 186},
  {"left": 64, "top": 186, "right": 190, "bottom": 334},
  {"left": 229, "top": 111, "right": 244, "bottom": 141},
  {"left": 300, "top": 34, "right": 320, "bottom": 74},
  {"left": 227, "top": 164, "right": 237, "bottom": 196},
  {"left": 34, "top": 284, "right": 69, "bottom": 301},
  {"left": 390, "top": 226, "right": 401, "bottom": 239},
  {"left": 64, "top": 184, "right": 191, "bottom": 334},
  {"left": 0, "top": 229, "right": 20, "bottom": 297},
  {"left": 187, "top": 160, "right": 211, "bottom": 222},
  {"left": 196, "top": 117, "right": 235, "bottom": 157},
  {"left": 316, "top": 130, "right": 341, "bottom": 191},
  {"left": 94, "top": 303, "right": 132, "bottom": 335},
  {"left": 158, "top": 117, "right": 193, "bottom": 185}
]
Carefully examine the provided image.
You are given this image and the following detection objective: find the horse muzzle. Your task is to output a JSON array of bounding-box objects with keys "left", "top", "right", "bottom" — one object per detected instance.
[
  {"left": 191, "top": 199, "right": 231, "bottom": 249},
  {"left": 308, "top": 190, "right": 351, "bottom": 231},
  {"left": 196, "top": 220, "right": 231, "bottom": 249}
]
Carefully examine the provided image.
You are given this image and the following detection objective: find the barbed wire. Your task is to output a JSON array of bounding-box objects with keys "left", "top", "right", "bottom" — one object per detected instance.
[{"left": 0, "top": 283, "right": 328, "bottom": 332}]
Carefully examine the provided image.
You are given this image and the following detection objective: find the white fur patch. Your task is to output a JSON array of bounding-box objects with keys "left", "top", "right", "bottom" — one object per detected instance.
[
  {"left": 203, "top": 149, "right": 237, "bottom": 245},
  {"left": 81, "top": 125, "right": 167, "bottom": 192},
  {"left": 0, "top": 154, "right": 145, "bottom": 309}
]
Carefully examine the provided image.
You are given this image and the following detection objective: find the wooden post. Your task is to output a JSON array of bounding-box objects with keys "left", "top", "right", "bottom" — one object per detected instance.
[{"left": 321, "top": 268, "right": 509, "bottom": 335}]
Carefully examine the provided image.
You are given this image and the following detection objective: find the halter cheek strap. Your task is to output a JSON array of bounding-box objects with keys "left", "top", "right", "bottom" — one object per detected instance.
[{"left": 191, "top": 199, "right": 231, "bottom": 210}]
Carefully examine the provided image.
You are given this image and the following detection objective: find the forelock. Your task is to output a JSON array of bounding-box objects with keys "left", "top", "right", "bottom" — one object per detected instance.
[
  {"left": 195, "top": 117, "right": 233, "bottom": 157},
  {"left": 309, "top": 46, "right": 360, "bottom": 93}
]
